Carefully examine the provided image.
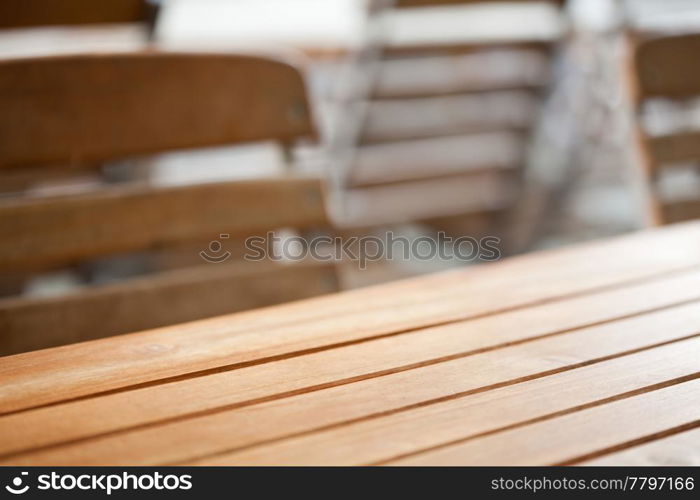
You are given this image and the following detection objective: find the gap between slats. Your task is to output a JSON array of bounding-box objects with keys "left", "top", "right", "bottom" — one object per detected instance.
[
  {"left": 184, "top": 343, "right": 700, "bottom": 466},
  {"left": 385, "top": 379, "right": 700, "bottom": 466}
]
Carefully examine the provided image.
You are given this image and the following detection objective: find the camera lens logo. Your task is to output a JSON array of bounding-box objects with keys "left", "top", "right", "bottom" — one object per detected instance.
[
  {"left": 5, "top": 472, "right": 29, "bottom": 495},
  {"left": 200, "top": 234, "right": 232, "bottom": 263}
]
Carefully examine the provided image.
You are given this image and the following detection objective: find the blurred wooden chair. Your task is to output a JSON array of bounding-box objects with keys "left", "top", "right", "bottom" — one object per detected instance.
[
  {"left": 335, "top": 0, "right": 567, "bottom": 238},
  {"left": 628, "top": 33, "right": 700, "bottom": 225},
  {"left": 0, "top": 52, "right": 338, "bottom": 355}
]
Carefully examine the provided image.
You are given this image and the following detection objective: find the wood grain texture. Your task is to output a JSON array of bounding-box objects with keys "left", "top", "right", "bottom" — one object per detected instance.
[
  {"left": 1, "top": 271, "right": 698, "bottom": 459},
  {"left": 0, "top": 177, "right": 327, "bottom": 270},
  {"left": 0, "top": 261, "right": 338, "bottom": 357},
  {"left": 390, "top": 379, "right": 700, "bottom": 465},
  {"left": 184, "top": 338, "right": 700, "bottom": 466},
  {"left": 1, "top": 223, "right": 699, "bottom": 412},
  {"left": 0, "top": 0, "right": 153, "bottom": 28},
  {"left": 0, "top": 52, "right": 314, "bottom": 169},
  {"left": 4, "top": 301, "right": 697, "bottom": 465}
]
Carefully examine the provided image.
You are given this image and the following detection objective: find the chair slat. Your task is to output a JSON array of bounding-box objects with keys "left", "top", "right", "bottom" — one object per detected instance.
[
  {"left": 0, "top": 0, "right": 154, "bottom": 29},
  {"left": 634, "top": 34, "right": 700, "bottom": 100},
  {"left": 0, "top": 53, "right": 314, "bottom": 169},
  {"left": 0, "top": 260, "right": 338, "bottom": 357},
  {"left": 648, "top": 131, "right": 700, "bottom": 165},
  {"left": 0, "top": 177, "right": 327, "bottom": 270}
]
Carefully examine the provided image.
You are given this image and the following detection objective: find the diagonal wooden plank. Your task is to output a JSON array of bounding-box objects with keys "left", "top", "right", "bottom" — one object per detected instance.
[
  {"left": 3, "top": 302, "right": 699, "bottom": 466},
  {"left": 582, "top": 427, "right": 700, "bottom": 466},
  {"left": 186, "top": 341, "right": 700, "bottom": 466},
  {"left": 1, "top": 222, "right": 700, "bottom": 415},
  {"left": 388, "top": 379, "right": 700, "bottom": 466}
]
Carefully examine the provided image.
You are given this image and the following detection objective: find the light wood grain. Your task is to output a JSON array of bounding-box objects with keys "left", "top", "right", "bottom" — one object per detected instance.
[
  {"left": 1, "top": 269, "right": 698, "bottom": 458},
  {"left": 390, "top": 378, "right": 700, "bottom": 465},
  {"left": 179, "top": 339, "right": 700, "bottom": 466},
  {"left": 1, "top": 222, "right": 699, "bottom": 414},
  {"left": 0, "top": 177, "right": 327, "bottom": 270}
]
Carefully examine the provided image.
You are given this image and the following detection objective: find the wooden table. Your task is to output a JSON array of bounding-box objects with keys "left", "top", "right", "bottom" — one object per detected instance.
[{"left": 1, "top": 222, "right": 700, "bottom": 466}]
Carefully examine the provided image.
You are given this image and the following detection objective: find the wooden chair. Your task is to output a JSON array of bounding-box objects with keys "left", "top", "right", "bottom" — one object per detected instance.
[
  {"left": 0, "top": 52, "right": 338, "bottom": 356},
  {"left": 0, "top": 0, "right": 159, "bottom": 32},
  {"left": 628, "top": 33, "right": 700, "bottom": 225},
  {"left": 333, "top": 0, "right": 567, "bottom": 237}
]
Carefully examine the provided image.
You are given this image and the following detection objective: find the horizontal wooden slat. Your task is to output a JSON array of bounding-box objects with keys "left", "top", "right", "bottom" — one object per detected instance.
[
  {"left": 394, "top": 0, "right": 566, "bottom": 7},
  {"left": 583, "top": 427, "right": 700, "bottom": 465},
  {"left": 0, "top": 261, "right": 339, "bottom": 357},
  {"left": 380, "top": 3, "right": 563, "bottom": 57},
  {"left": 648, "top": 131, "right": 700, "bottom": 165},
  {"left": 178, "top": 337, "right": 700, "bottom": 466},
  {"left": 342, "top": 172, "right": 517, "bottom": 225},
  {"left": 0, "top": 177, "right": 327, "bottom": 270},
  {"left": 634, "top": 34, "right": 700, "bottom": 100},
  {"left": 0, "top": 52, "right": 313, "bottom": 169},
  {"left": 662, "top": 198, "right": 700, "bottom": 224},
  {"left": 1, "top": 222, "right": 699, "bottom": 415},
  {"left": 371, "top": 53, "right": 548, "bottom": 100},
  {"left": 349, "top": 132, "right": 525, "bottom": 187},
  {"left": 390, "top": 378, "right": 700, "bottom": 465},
  {"left": 2, "top": 300, "right": 698, "bottom": 465},
  {"left": 0, "top": 0, "right": 151, "bottom": 28},
  {"left": 361, "top": 92, "right": 536, "bottom": 145},
  {"left": 383, "top": 39, "right": 556, "bottom": 58}
]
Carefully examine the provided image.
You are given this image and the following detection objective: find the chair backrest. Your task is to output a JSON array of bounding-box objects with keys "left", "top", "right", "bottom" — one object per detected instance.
[
  {"left": 0, "top": 0, "right": 157, "bottom": 29},
  {"left": 0, "top": 52, "right": 315, "bottom": 169},
  {"left": 631, "top": 33, "right": 700, "bottom": 224},
  {"left": 0, "top": 52, "right": 323, "bottom": 271}
]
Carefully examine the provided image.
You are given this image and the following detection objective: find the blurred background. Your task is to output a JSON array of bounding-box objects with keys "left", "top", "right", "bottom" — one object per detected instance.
[{"left": 1, "top": 0, "right": 699, "bottom": 316}]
